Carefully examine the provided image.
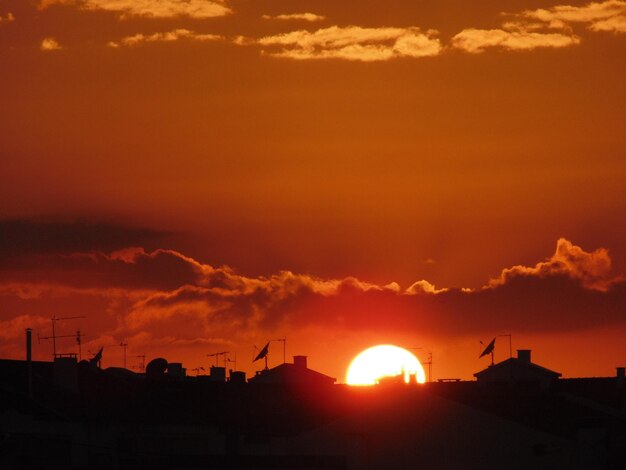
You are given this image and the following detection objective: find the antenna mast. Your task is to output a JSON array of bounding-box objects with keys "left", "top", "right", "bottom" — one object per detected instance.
[
  {"left": 133, "top": 354, "right": 146, "bottom": 372},
  {"left": 226, "top": 352, "right": 237, "bottom": 371},
  {"left": 207, "top": 351, "right": 229, "bottom": 367},
  {"left": 76, "top": 330, "right": 83, "bottom": 361},
  {"left": 424, "top": 351, "right": 433, "bottom": 383},
  {"left": 120, "top": 340, "right": 128, "bottom": 369},
  {"left": 409, "top": 347, "right": 432, "bottom": 383},
  {"left": 43, "top": 315, "right": 86, "bottom": 357}
]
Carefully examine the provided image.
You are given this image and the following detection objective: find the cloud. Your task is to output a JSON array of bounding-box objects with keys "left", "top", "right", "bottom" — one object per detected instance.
[
  {"left": 451, "top": 1, "right": 624, "bottom": 54},
  {"left": 109, "top": 29, "right": 222, "bottom": 47},
  {"left": 0, "top": 247, "right": 207, "bottom": 291},
  {"left": 0, "top": 314, "right": 49, "bottom": 342},
  {"left": 40, "top": 37, "right": 62, "bottom": 51},
  {"left": 405, "top": 280, "right": 447, "bottom": 295},
  {"left": 39, "top": 0, "right": 231, "bottom": 19},
  {"left": 1, "top": 236, "right": 624, "bottom": 364},
  {"left": 249, "top": 26, "right": 442, "bottom": 61},
  {"left": 452, "top": 28, "right": 580, "bottom": 53},
  {"left": 261, "top": 13, "right": 325, "bottom": 22},
  {"left": 122, "top": 240, "right": 626, "bottom": 336},
  {"left": 487, "top": 238, "right": 621, "bottom": 292},
  {"left": 0, "top": 315, "right": 51, "bottom": 358},
  {"left": 0, "top": 12, "right": 15, "bottom": 22},
  {"left": 520, "top": 0, "right": 626, "bottom": 33}
]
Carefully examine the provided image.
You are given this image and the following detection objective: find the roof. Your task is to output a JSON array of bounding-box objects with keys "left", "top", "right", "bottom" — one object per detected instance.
[
  {"left": 249, "top": 363, "right": 336, "bottom": 385},
  {"left": 474, "top": 357, "right": 561, "bottom": 382}
]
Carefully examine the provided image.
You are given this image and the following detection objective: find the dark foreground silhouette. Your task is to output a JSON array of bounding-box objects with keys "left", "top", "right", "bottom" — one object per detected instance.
[{"left": 0, "top": 356, "right": 624, "bottom": 470}]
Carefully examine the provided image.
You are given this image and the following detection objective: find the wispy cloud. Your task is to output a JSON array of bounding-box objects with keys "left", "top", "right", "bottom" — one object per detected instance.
[
  {"left": 40, "top": 0, "right": 231, "bottom": 19},
  {"left": 40, "top": 37, "right": 62, "bottom": 51},
  {"left": 109, "top": 29, "right": 222, "bottom": 47},
  {"left": 452, "top": 1, "right": 624, "bottom": 53},
  {"left": 452, "top": 28, "right": 580, "bottom": 53},
  {"left": 244, "top": 26, "right": 442, "bottom": 61},
  {"left": 519, "top": 0, "right": 626, "bottom": 33},
  {"left": 261, "top": 12, "right": 325, "bottom": 22}
]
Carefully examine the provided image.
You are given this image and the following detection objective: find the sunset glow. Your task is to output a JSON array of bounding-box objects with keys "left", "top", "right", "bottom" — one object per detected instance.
[
  {"left": 346, "top": 345, "right": 426, "bottom": 385},
  {"left": 0, "top": 0, "right": 624, "bottom": 382}
]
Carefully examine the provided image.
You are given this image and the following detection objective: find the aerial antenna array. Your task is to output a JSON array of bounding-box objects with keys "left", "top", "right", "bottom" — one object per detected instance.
[
  {"left": 207, "top": 351, "right": 229, "bottom": 368},
  {"left": 38, "top": 315, "right": 86, "bottom": 358}
]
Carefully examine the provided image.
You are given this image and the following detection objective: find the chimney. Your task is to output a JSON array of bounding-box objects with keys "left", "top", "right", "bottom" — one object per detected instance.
[
  {"left": 293, "top": 355, "right": 307, "bottom": 369},
  {"left": 26, "top": 329, "right": 33, "bottom": 398},
  {"left": 517, "top": 350, "right": 531, "bottom": 363}
]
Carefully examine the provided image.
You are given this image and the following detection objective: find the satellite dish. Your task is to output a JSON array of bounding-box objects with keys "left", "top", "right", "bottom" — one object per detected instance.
[
  {"left": 146, "top": 358, "right": 168, "bottom": 377},
  {"left": 89, "top": 347, "right": 103, "bottom": 368}
]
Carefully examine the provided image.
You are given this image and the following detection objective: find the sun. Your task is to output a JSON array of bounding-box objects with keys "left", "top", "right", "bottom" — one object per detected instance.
[{"left": 346, "top": 344, "right": 426, "bottom": 385}]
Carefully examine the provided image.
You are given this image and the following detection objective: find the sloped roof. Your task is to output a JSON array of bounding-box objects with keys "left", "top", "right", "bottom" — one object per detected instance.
[
  {"left": 474, "top": 357, "right": 561, "bottom": 381},
  {"left": 249, "top": 363, "right": 336, "bottom": 385}
]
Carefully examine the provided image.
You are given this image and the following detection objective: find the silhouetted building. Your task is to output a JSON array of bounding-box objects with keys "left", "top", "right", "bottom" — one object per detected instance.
[
  {"left": 53, "top": 354, "right": 78, "bottom": 392},
  {"left": 230, "top": 370, "right": 246, "bottom": 384},
  {"left": 167, "top": 362, "right": 186, "bottom": 378},
  {"left": 249, "top": 355, "right": 336, "bottom": 386},
  {"left": 474, "top": 349, "right": 561, "bottom": 385},
  {"left": 210, "top": 365, "right": 226, "bottom": 382},
  {"left": 2, "top": 344, "right": 625, "bottom": 469}
]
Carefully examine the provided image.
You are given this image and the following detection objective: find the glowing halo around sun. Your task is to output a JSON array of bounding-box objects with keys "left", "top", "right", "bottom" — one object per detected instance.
[{"left": 346, "top": 345, "right": 426, "bottom": 385}]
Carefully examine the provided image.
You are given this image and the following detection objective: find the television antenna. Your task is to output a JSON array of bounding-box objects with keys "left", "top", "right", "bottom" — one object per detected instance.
[
  {"left": 38, "top": 316, "right": 86, "bottom": 357},
  {"left": 207, "top": 351, "right": 229, "bottom": 367},
  {"left": 191, "top": 366, "right": 205, "bottom": 376},
  {"left": 133, "top": 354, "right": 146, "bottom": 372},
  {"left": 226, "top": 353, "right": 237, "bottom": 371},
  {"left": 409, "top": 347, "right": 432, "bottom": 383}
]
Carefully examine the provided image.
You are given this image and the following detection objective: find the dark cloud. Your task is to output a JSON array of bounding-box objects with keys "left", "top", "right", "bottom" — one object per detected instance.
[
  {"left": 1, "top": 237, "right": 624, "bottom": 350},
  {"left": 0, "top": 219, "right": 169, "bottom": 259},
  {"left": 120, "top": 241, "right": 626, "bottom": 338},
  {"left": 0, "top": 248, "right": 203, "bottom": 291}
]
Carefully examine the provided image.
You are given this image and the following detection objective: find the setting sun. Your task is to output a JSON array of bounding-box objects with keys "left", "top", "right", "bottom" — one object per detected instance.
[{"left": 346, "top": 345, "right": 426, "bottom": 385}]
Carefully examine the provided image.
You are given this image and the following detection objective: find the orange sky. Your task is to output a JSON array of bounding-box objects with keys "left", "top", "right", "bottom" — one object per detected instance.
[{"left": 0, "top": 0, "right": 625, "bottom": 381}]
